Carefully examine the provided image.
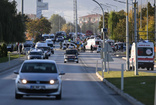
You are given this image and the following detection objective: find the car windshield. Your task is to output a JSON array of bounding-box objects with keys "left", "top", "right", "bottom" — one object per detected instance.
[
  {"left": 29, "top": 52, "right": 42, "bottom": 55},
  {"left": 48, "top": 44, "right": 53, "bottom": 47},
  {"left": 66, "top": 50, "right": 77, "bottom": 54},
  {"left": 21, "top": 63, "right": 57, "bottom": 73},
  {"left": 138, "top": 47, "right": 153, "bottom": 56}
]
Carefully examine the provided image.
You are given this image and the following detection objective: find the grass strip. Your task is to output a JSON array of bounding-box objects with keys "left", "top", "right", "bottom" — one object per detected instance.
[
  {"left": 98, "top": 71, "right": 156, "bottom": 105},
  {"left": 0, "top": 52, "right": 25, "bottom": 63}
]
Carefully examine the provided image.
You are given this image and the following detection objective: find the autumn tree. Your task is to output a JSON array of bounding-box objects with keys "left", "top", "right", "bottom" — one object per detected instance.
[{"left": 26, "top": 17, "right": 51, "bottom": 42}]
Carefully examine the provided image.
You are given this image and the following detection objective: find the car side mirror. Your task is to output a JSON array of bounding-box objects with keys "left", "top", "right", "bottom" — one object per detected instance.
[
  {"left": 14, "top": 70, "right": 19, "bottom": 74},
  {"left": 59, "top": 71, "right": 65, "bottom": 75}
]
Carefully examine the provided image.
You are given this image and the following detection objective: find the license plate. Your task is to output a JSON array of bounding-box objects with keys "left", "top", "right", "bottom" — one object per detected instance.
[{"left": 30, "top": 86, "right": 45, "bottom": 90}]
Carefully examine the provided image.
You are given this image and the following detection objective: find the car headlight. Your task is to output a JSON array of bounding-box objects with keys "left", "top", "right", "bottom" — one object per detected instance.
[
  {"left": 21, "top": 79, "right": 27, "bottom": 84},
  {"left": 50, "top": 80, "right": 55, "bottom": 84}
]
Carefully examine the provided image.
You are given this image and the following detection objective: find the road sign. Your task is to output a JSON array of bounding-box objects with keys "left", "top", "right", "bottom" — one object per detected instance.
[{"left": 101, "top": 52, "right": 114, "bottom": 62}]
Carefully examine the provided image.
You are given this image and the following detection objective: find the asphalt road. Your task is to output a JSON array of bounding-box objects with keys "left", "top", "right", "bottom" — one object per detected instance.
[{"left": 0, "top": 44, "right": 132, "bottom": 105}]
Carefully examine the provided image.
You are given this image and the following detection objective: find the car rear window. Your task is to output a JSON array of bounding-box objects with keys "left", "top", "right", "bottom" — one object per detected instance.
[
  {"left": 66, "top": 50, "right": 77, "bottom": 54},
  {"left": 138, "top": 47, "right": 153, "bottom": 56},
  {"left": 21, "top": 63, "right": 57, "bottom": 73}
]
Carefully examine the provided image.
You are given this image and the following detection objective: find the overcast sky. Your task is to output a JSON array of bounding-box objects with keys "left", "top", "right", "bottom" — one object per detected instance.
[{"left": 11, "top": 0, "right": 154, "bottom": 22}]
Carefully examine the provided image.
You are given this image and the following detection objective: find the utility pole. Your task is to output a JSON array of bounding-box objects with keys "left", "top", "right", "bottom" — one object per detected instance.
[
  {"left": 140, "top": 0, "right": 142, "bottom": 29},
  {"left": 133, "top": 0, "right": 138, "bottom": 75},
  {"left": 93, "top": 0, "right": 106, "bottom": 77},
  {"left": 73, "top": 0, "right": 78, "bottom": 42},
  {"left": 147, "top": 0, "right": 149, "bottom": 40},
  {"left": 126, "top": 0, "right": 129, "bottom": 71}
]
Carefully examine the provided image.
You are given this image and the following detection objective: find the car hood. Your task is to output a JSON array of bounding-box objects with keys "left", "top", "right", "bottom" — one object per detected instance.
[{"left": 19, "top": 73, "right": 59, "bottom": 80}]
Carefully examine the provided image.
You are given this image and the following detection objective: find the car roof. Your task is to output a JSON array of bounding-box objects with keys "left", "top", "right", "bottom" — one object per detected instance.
[{"left": 24, "top": 60, "right": 56, "bottom": 64}]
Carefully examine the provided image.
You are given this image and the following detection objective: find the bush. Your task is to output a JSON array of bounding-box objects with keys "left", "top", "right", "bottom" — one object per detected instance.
[{"left": 0, "top": 44, "right": 8, "bottom": 57}]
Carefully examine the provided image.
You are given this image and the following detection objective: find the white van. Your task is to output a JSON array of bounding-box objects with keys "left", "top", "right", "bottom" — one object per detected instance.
[
  {"left": 85, "top": 38, "right": 102, "bottom": 50},
  {"left": 129, "top": 41, "right": 155, "bottom": 70}
]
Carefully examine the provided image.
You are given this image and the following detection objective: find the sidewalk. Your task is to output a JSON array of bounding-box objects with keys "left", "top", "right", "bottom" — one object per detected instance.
[{"left": 0, "top": 56, "right": 26, "bottom": 72}]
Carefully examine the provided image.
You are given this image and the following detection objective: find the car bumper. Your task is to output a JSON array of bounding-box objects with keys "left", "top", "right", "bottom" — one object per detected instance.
[
  {"left": 64, "top": 58, "right": 78, "bottom": 62},
  {"left": 15, "top": 83, "right": 61, "bottom": 96}
]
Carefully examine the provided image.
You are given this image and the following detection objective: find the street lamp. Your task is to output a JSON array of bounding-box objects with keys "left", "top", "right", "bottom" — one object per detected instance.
[{"left": 92, "top": 0, "right": 106, "bottom": 77}]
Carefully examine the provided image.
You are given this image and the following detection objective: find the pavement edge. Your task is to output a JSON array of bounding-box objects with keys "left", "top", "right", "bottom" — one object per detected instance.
[{"left": 96, "top": 72, "right": 144, "bottom": 105}]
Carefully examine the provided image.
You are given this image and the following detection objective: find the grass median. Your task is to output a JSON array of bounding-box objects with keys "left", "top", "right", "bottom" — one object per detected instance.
[
  {"left": 0, "top": 52, "right": 25, "bottom": 63},
  {"left": 98, "top": 71, "right": 156, "bottom": 105}
]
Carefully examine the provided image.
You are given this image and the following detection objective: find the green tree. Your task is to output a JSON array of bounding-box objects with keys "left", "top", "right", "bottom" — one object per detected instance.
[
  {"left": 49, "top": 14, "right": 66, "bottom": 33},
  {"left": 108, "top": 11, "right": 118, "bottom": 39},
  {"left": 0, "top": 0, "right": 26, "bottom": 43},
  {"left": 113, "top": 18, "right": 126, "bottom": 42}
]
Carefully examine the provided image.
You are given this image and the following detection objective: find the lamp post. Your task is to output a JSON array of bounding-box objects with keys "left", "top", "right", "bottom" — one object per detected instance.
[
  {"left": 126, "top": 0, "right": 129, "bottom": 71},
  {"left": 93, "top": 0, "right": 106, "bottom": 77},
  {"left": 21, "top": 0, "right": 24, "bottom": 15}
]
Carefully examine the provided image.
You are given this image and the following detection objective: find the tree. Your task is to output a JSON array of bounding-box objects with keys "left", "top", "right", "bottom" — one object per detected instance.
[
  {"left": 139, "top": 16, "right": 154, "bottom": 41},
  {"left": 61, "top": 22, "right": 75, "bottom": 34},
  {"left": 49, "top": 14, "right": 66, "bottom": 33},
  {"left": 0, "top": 0, "right": 26, "bottom": 43},
  {"left": 113, "top": 18, "right": 126, "bottom": 42},
  {"left": 108, "top": 11, "right": 119, "bottom": 39},
  {"left": 26, "top": 17, "right": 51, "bottom": 42}
]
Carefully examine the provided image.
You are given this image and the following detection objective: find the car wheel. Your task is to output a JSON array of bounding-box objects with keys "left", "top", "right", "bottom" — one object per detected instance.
[
  {"left": 151, "top": 66, "right": 154, "bottom": 71},
  {"left": 147, "top": 67, "right": 150, "bottom": 70},
  {"left": 64, "top": 61, "right": 66, "bottom": 63},
  {"left": 56, "top": 91, "right": 62, "bottom": 100},
  {"left": 15, "top": 93, "right": 23, "bottom": 99},
  {"left": 76, "top": 61, "right": 79, "bottom": 63}
]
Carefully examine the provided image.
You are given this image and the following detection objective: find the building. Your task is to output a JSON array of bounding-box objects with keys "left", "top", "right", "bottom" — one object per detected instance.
[{"left": 79, "top": 14, "right": 102, "bottom": 28}]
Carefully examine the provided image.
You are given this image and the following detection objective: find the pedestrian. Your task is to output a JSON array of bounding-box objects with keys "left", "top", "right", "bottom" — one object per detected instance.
[{"left": 90, "top": 45, "right": 93, "bottom": 53}]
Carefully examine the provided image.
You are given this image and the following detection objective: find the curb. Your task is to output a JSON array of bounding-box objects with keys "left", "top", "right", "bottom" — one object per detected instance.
[{"left": 96, "top": 72, "right": 144, "bottom": 105}]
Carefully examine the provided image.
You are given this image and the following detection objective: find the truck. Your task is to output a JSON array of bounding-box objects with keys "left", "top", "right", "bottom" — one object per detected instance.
[{"left": 129, "top": 41, "right": 154, "bottom": 70}]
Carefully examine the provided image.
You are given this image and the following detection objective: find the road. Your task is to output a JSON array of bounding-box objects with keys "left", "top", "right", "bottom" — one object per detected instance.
[{"left": 0, "top": 43, "right": 132, "bottom": 105}]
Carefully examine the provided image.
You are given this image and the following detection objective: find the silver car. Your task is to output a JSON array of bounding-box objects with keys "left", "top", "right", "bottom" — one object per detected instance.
[{"left": 14, "top": 60, "right": 65, "bottom": 99}]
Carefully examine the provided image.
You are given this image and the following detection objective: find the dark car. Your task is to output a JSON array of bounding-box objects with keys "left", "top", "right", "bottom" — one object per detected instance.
[{"left": 64, "top": 49, "right": 79, "bottom": 63}]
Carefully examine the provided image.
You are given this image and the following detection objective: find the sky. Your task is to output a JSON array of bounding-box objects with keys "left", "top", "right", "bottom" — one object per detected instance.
[{"left": 10, "top": 0, "right": 154, "bottom": 23}]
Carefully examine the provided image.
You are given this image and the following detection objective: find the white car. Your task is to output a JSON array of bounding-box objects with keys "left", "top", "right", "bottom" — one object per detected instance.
[{"left": 14, "top": 60, "right": 65, "bottom": 99}]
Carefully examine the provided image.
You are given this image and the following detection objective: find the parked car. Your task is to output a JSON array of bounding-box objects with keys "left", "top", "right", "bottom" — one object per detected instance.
[
  {"left": 27, "top": 49, "right": 44, "bottom": 60},
  {"left": 64, "top": 49, "right": 79, "bottom": 63},
  {"left": 7, "top": 44, "right": 14, "bottom": 52},
  {"left": 14, "top": 60, "right": 65, "bottom": 99}
]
